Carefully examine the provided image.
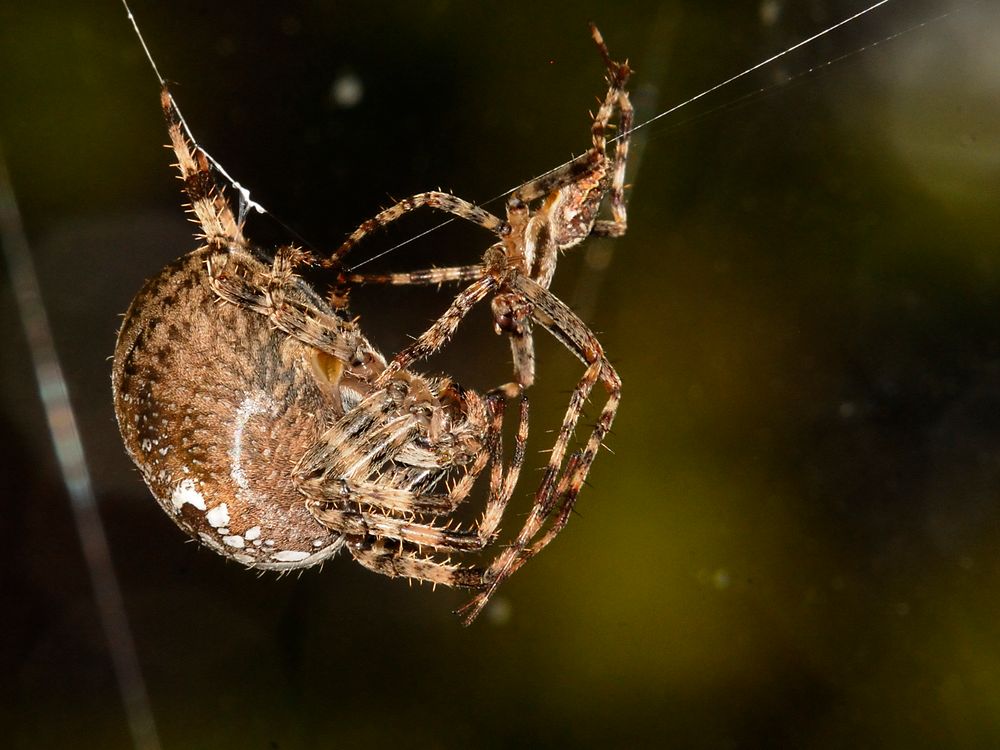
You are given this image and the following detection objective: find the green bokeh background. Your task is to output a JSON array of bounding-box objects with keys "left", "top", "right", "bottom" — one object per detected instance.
[{"left": 3, "top": 1, "right": 1000, "bottom": 747}]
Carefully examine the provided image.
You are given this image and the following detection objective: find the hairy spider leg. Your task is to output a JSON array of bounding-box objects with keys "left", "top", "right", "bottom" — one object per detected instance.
[
  {"left": 373, "top": 275, "right": 500, "bottom": 387},
  {"left": 341, "top": 264, "right": 487, "bottom": 286},
  {"left": 329, "top": 191, "right": 507, "bottom": 268},
  {"left": 298, "top": 389, "right": 495, "bottom": 516},
  {"left": 459, "top": 275, "right": 621, "bottom": 624},
  {"left": 160, "top": 86, "right": 245, "bottom": 248},
  {"left": 313, "top": 392, "right": 528, "bottom": 586}
]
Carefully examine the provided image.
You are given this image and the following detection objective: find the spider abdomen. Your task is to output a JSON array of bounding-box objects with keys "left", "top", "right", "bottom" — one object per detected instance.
[{"left": 113, "top": 247, "right": 347, "bottom": 569}]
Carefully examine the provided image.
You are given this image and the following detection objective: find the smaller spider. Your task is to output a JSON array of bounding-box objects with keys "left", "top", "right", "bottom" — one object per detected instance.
[{"left": 331, "top": 23, "right": 632, "bottom": 620}]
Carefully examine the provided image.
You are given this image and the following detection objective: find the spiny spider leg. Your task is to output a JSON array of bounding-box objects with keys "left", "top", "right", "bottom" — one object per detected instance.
[
  {"left": 589, "top": 31, "right": 633, "bottom": 238},
  {"left": 348, "top": 541, "right": 485, "bottom": 588},
  {"left": 341, "top": 263, "right": 486, "bottom": 286},
  {"left": 502, "top": 37, "right": 629, "bottom": 211},
  {"left": 374, "top": 275, "right": 499, "bottom": 387},
  {"left": 208, "top": 248, "right": 374, "bottom": 366},
  {"left": 459, "top": 275, "right": 621, "bottom": 624},
  {"left": 160, "top": 86, "right": 245, "bottom": 248},
  {"left": 330, "top": 191, "right": 507, "bottom": 267},
  {"left": 331, "top": 394, "right": 528, "bottom": 587},
  {"left": 315, "top": 479, "right": 471, "bottom": 516},
  {"left": 169, "top": 97, "right": 354, "bottom": 365},
  {"left": 301, "top": 397, "right": 499, "bottom": 518},
  {"left": 477, "top": 392, "right": 529, "bottom": 546},
  {"left": 471, "top": 451, "right": 588, "bottom": 598},
  {"left": 507, "top": 153, "right": 600, "bottom": 207},
  {"left": 474, "top": 448, "right": 587, "bottom": 599},
  {"left": 310, "top": 504, "right": 491, "bottom": 552},
  {"left": 307, "top": 390, "right": 524, "bottom": 547},
  {"left": 506, "top": 22, "right": 631, "bottom": 221}
]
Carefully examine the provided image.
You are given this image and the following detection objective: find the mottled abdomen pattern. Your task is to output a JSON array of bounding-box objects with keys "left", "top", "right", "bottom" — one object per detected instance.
[{"left": 113, "top": 246, "right": 345, "bottom": 568}]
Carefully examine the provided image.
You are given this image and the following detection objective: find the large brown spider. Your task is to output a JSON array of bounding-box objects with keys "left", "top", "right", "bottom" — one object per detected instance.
[{"left": 112, "top": 23, "right": 631, "bottom": 624}]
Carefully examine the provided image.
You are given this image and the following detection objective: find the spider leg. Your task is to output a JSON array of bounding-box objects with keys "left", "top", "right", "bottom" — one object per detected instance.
[
  {"left": 348, "top": 540, "right": 485, "bottom": 588},
  {"left": 310, "top": 393, "right": 526, "bottom": 551},
  {"left": 342, "top": 414, "right": 425, "bottom": 478},
  {"left": 309, "top": 479, "right": 464, "bottom": 516},
  {"left": 301, "top": 400, "right": 496, "bottom": 518},
  {"left": 341, "top": 264, "right": 486, "bottom": 287},
  {"left": 507, "top": 25, "right": 631, "bottom": 215},
  {"left": 161, "top": 86, "right": 245, "bottom": 248},
  {"left": 589, "top": 220, "right": 627, "bottom": 238},
  {"left": 344, "top": 261, "right": 536, "bottom": 388},
  {"left": 207, "top": 246, "right": 385, "bottom": 374},
  {"left": 446, "top": 390, "right": 528, "bottom": 541},
  {"left": 459, "top": 274, "right": 620, "bottom": 624},
  {"left": 298, "top": 389, "right": 527, "bottom": 600},
  {"left": 498, "top": 27, "right": 632, "bottom": 395},
  {"left": 303, "top": 387, "right": 524, "bottom": 547},
  {"left": 508, "top": 326, "right": 536, "bottom": 388},
  {"left": 588, "top": 23, "right": 632, "bottom": 161},
  {"left": 295, "top": 386, "right": 398, "bottom": 481},
  {"left": 476, "top": 391, "right": 529, "bottom": 550},
  {"left": 330, "top": 191, "right": 506, "bottom": 267},
  {"left": 311, "top": 505, "right": 490, "bottom": 552},
  {"left": 299, "top": 381, "right": 443, "bottom": 484},
  {"left": 508, "top": 154, "right": 600, "bottom": 207},
  {"left": 523, "top": 452, "right": 587, "bottom": 560},
  {"left": 473, "top": 449, "right": 584, "bottom": 599},
  {"left": 588, "top": 24, "right": 633, "bottom": 239},
  {"left": 375, "top": 275, "right": 499, "bottom": 387}
]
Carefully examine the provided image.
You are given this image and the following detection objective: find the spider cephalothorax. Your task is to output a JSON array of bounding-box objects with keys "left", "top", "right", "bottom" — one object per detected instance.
[{"left": 113, "top": 24, "right": 631, "bottom": 623}]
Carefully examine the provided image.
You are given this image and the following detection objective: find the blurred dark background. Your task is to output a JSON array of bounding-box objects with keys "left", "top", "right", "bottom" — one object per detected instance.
[{"left": 2, "top": 0, "right": 1000, "bottom": 747}]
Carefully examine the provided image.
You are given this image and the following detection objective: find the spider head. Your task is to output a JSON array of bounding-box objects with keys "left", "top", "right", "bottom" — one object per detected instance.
[{"left": 491, "top": 293, "right": 531, "bottom": 337}]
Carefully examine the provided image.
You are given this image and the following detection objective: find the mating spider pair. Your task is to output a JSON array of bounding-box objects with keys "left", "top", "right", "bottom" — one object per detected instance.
[{"left": 112, "top": 24, "right": 632, "bottom": 623}]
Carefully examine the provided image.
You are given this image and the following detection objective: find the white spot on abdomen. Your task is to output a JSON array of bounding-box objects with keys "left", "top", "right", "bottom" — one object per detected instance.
[
  {"left": 222, "top": 535, "right": 245, "bottom": 548},
  {"left": 272, "top": 550, "right": 310, "bottom": 563},
  {"left": 171, "top": 479, "right": 206, "bottom": 511},
  {"left": 206, "top": 503, "right": 230, "bottom": 528}
]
